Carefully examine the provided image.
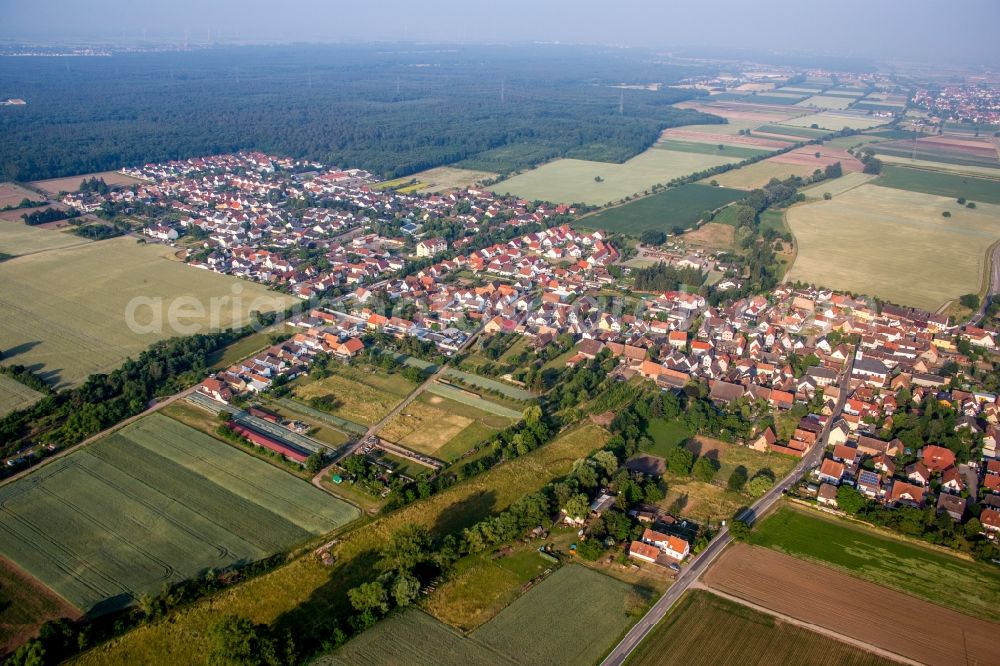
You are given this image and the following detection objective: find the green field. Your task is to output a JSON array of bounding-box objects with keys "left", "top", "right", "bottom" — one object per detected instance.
[
  {"left": 741, "top": 95, "right": 807, "bottom": 105},
  {"left": 444, "top": 368, "right": 535, "bottom": 401},
  {"left": 627, "top": 590, "right": 894, "bottom": 666},
  {"left": 493, "top": 149, "right": 741, "bottom": 205},
  {"left": 655, "top": 140, "right": 772, "bottom": 160},
  {"left": 786, "top": 184, "right": 1000, "bottom": 310},
  {"left": 872, "top": 143, "right": 1000, "bottom": 170},
  {"left": 0, "top": 414, "right": 359, "bottom": 614},
  {"left": 795, "top": 95, "right": 854, "bottom": 110},
  {"left": 754, "top": 124, "right": 830, "bottom": 139},
  {"left": 644, "top": 418, "right": 693, "bottom": 458},
  {"left": 0, "top": 238, "right": 295, "bottom": 388},
  {"left": 781, "top": 113, "right": 886, "bottom": 131},
  {"left": 877, "top": 153, "right": 1000, "bottom": 178},
  {"left": 874, "top": 165, "right": 1000, "bottom": 204},
  {"left": 74, "top": 424, "right": 609, "bottom": 665},
  {"left": 0, "top": 223, "right": 91, "bottom": 257},
  {"left": 0, "top": 374, "right": 44, "bottom": 418},
  {"left": 577, "top": 184, "right": 745, "bottom": 235},
  {"left": 326, "top": 565, "right": 639, "bottom": 666},
  {"left": 425, "top": 382, "right": 525, "bottom": 419},
  {"left": 752, "top": 505, "right": 1000, "bottom": 621}
]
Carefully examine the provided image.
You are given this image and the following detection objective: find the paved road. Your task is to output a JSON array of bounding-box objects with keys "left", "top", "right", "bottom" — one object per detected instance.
[{"left": 601, "top": 355, "right": 854, "bottom": 666}]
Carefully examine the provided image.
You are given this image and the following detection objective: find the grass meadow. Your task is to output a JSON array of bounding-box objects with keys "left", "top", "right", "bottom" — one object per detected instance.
[
  {"left": 493, "top": 149, "right": 740, "bottom": 205},
  {"left": 708, "top": 159, "right": 826, "bottom": 190},
  {"left": 577, "top": 184, "right": 745, "bottom": 235},
  {"left": 0, "top": 237, "right": 294, "bottom": 388},
  {"left": 752, "top": 505, "right": 1000, "bottom": 621},
  {"left": 0, "top": 414, "right": 359, "bottom": 614},
  {"left": 627, "top": 590, "right": 896, "bottom": 666},
  {"left": 379, "top": 392, "right": 514, "bottom": 460},
  {"left": 780, "top": 113, "right": 887, "bottom": 131},
  {"left": 785, "top": 184, "right": 1000, "bottom": 310},
  {"left": 325, "top": 565, "right": 639, "bottom": 666},
  {"left": 74, "top": 424, "right": 609, "bottom": 665},
  {"left": 874, "top": 165, "right": 1000, "bottom": 204},
  {"left": 291, "top": 365, "right": 414, "bottom": 426}
]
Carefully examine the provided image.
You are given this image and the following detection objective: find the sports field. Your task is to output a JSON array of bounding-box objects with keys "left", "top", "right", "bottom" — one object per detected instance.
[
  {"left": 0, "top": 222, "right": 90, "bottom": 256},
  {"left": 577, "top": 184, "right": 745, "bottom": 235},
  {"left": 73, "top": 424, "right": 609, "bottom": 665},
  {"left": 874, "top": 165, "right": 1000, "bottom": 204},
  {"left": 780, "top": 113, "right": 887, "bottom": 131},
  {"left": 751, "top": 505, "right": 1000, "bottom": 620},
  {"left": 0, "top": 374, "right": 44, "bottom": 418},
  {"left": 628, "top": 589, "right": 894, "bottom": 666},
  {"left": 0, "top": 414, "right": 359, "bottom": 614},
  {"left": 785, "top": 184, "right": 1000, "bottom": 310},
  {"left": 326, "top": 565, "right": 638, "bottom": 666},
  {"left": 379, "top": 392, "right": 514, "bottom": 460},
  {"left": 291, "top": 365, "right": 413, "bottom": 426},
  {"left": 493, "top": 148, "right": 741, "bottom": 205},
  {"left": 412, "top": 166, "right": 498, "bottom": 193},
  {"left": 0, "top": 238, "right": 294, "bottom": 388}
]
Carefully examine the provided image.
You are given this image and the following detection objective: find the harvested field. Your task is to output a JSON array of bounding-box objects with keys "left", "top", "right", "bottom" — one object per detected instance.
[
  {"left": 769, "top": 145, "right": 864, "bottom": 172},
  {"left": 781, "top": 113, "right": 887, "bottom": 130},
  {"left": 29, "top": 171, "right": 145, "bottom": 196},
  {"left": 412, "top": 166, "right": 498, "bottom": 193},
  {"left": 0, "top": 238, "right": 294, "bottom": 388},
  {"left": 785, "top": 184, "right": 1000, "bottom": 310},
  {"left": 326, "top": 565, "right": 638, "bottom": 666},
  {"left": 74, "top": 424, "right": 609, "bottom": 665},
  {"left": 799, "top": 172, "right": 875, "bottom": 199},
  {"left": 628, "top": 589, "right": 896, "bottom": 666},
  {"left": 876, "top": 153, "right": 1000, "bottom": 178},
  {"left": 0, "top": 556, "right": 80, "bottom": 656},
  {"left": 494, "top": 149, "right": 740, "bottom": 205},
  {"left": 0, "top": 221, "right": 90, "bottom": 256},
  {"left": 752, "top": 505, "right": 1000, "bottom": 620},
  {"left": 673, "top": 101, "right": 800, "bottom": 124},
  {"left": 654, "top": 140, "right": 771, "bottom": 159},
  {"left": 659, "top": 127, "right": 789, "bottom": 149},
  {"left": 704, "top": 544, "right": 1000, "bottom": 666},
  {"left": 577, "top": 183, "right": 745, "bottom": 235},
  {"left": 0, "top": 374, "right": 44, "bottom": 418},
  {"left": 874, "top": 165, "right": 1000, "bottom": 204},
  {"left": 379, "top": 392, "right": 512, "bottom": 458},
  {"left": 291, "top": 366, "right": 412, "bottom": 426},
  {"left": 0, "top": 183, "right": 41, "bottom": 209},
  {"left": 678, "top": 222, "right": 735, "bottom": 250},
  {"left": 708, "top": 159, "right": 827, "bottom": 190},
  {"left": 872, "top": 140, "right": 1000, "bottom": 169},
  {"left": 0, "top": 414, "right": 359, "bottom": 614},
  {"left": 795, "top": 95, "right": 855, "bottom": 110}
]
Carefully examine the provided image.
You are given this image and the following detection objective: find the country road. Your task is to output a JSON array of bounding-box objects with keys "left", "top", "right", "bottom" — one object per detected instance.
[
  {"left": 967, "top": 241, "right": 1000, "bottom": 327},
  {"left": 600, "top": 354, "right": 854, "bottom": 666}
]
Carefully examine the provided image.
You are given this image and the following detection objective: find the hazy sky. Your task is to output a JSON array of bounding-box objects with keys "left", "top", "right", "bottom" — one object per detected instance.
[{"left": 2, "top": 0, "right": 997, "bottom": 66}]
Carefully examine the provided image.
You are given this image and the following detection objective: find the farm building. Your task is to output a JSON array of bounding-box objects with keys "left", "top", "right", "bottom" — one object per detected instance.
[{"left": 228, "top": 421, "right": 310, "bottom": 464}]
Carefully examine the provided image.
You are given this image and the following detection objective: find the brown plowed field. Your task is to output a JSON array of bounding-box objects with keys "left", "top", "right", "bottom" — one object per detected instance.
[
  {"left": 660, "top": 128, "right": 789, "bottom": 149},
  {"left": 770, "top": 146, "right": 865, "bottom": 171},
  {"left": 704, "top": 544, "right": 1000, "bottom": 666},
  {"left": 918, "top": 136, "right": 999, "bottom": 157}
]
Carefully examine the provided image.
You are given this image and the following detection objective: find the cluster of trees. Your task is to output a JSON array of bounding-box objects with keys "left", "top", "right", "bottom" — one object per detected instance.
[
  {"left": 21, "top": 206, "right": 77, "bottom": 226},
  {"left": 632, "top": 262, "right": 705, "bottom": 292},
  {"left": 858, "top": 149, "right": 883, "bottom": 174},
  {"left": 0, "top": 363, "right": 52, "bottom": 394},
  {"left": 881, "top": 391, "right": 974, "bottom": 464},
  {"left": 0, "top": 45, "right": 720, "bottom": 183},
  {"left": 73, "top": 222, "right": 124, "bottom": 240},
  {"left": 0, "top": 196, "right": 45, "bottom": 211},
  {"left": 78, "top": 176, "right": 110, "bottom": 195}
]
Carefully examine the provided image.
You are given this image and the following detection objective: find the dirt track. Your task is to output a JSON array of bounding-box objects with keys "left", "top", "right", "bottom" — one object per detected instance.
[{"left": 704, "top": 544, "right": 1000, "bottom": 666}]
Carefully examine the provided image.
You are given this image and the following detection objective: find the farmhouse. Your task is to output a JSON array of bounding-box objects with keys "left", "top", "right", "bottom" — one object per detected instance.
[
  {"left": 628, "top": 540, "right": 661, "bottom": 564},
  {"left": 641, "top": 528, "right": 690, "bottom": 562}
]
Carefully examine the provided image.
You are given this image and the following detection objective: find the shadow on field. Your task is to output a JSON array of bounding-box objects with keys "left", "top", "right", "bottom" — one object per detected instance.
[
  {"left": 430, "top": 489, "right": 499, "bottom": 536},
  {"left": 2, "top": 340, "right": 41, "bottom": 361}
]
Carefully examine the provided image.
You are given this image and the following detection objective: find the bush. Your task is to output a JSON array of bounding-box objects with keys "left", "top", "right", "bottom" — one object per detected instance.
[
  {"left": 692, "top": 456, "right": 719, "bottom": 482},
  {"left": 729, "top": 518, "right": 751, "bottom": 541},
  {"left": 727, "top": 465, "right": 748, "bottom": 491}
]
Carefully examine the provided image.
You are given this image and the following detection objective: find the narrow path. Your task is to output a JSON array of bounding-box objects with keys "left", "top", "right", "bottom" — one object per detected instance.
[{"left": 690, "top": 583, "right": 922, "bottom": 666}]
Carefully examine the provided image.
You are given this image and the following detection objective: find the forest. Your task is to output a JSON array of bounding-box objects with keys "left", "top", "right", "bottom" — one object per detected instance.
[{"left": 0, "top": 44, "right": 721, "bottom": 181}]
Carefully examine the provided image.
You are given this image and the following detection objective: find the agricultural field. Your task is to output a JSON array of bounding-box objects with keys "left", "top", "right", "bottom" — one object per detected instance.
[
  {"left": 0, "top": 374, "right": 44, "bottom": 418},
  {"left": 28, "top": 170, "right": 146, "bottom": 197},
  {"left": 708, "top": 159, "right": 826, "bottom": 190},
  {"left": 677, "top": 222, "right": 735, "bottom": 252},
  {"left": 704, "top": 543, "right": 1000, "bottom": 666},
  {"left": 0, "top": 556, "right": 80, "bottom": 655},
  {"left": 493, "top": 148, "right": 741, "bottom": 206},
  {"left": 290, "top": 365, "right": 413, "bottom": 426},
  {"left": 628, "top": 589, "right": 895, "bottom": 666},
  {"left": 799, "top": 172, "right": 875, "bottom": 199},
  {"left": 577, "top": 184, "right": 745, "bottom": 235},
  {"left": 0, "top": 238, "right": 294, "bottom": 388},
  {"left": 874, "top": 165, "right": 1000, "bottom": 204},
  {"left": 425, "top": 382, "right": 524, "bottom": 420},
  {"left": 379, "top": 392, "right": 514, "bottom": 460},
  {"left": 0, "top": 183, "right": 41, "bottom": 209},
  {"left": 659, "top": 127, "right": 790, "bottom": 149},
  {"left": 412, "top": 166, "right": 498, "bottom": 193},
  {"left": 871, "top": 135, "right": 999, "bottom": 170},
  {"left": 785, "top": 184, "right": 1000, "bottom": 310},
  {"left": 326, "top": 565, "right": 640, "bottom": 666},
  {"left": 876, "top": 153, "right": 1000, "bottom": 178},
  {"left": 795, "top": 95, "right": 855, "bottom": 110},
  {"left": 780, "top": 112, "right": 887, "bottom": 131},
  {"left": 753, "top": 123, "right": 830, "bottom": 140},
  {"left": 654, "top": 140, "right": 772, "bottom": 160},
  {"left": 73, "top": 424, "right": 609, "bottom": 665},
  {"left": 0, "top": 222, "right": 90, "bottom": 257},
  {"left": 0, "top": 414, "right": 359, "bottom": 614},
  {"left": 751, "top": 505, "right": 1000, "bottom": 620},
  {"left": 444, "top": 368, "right": 535, "bottom": 401}
]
